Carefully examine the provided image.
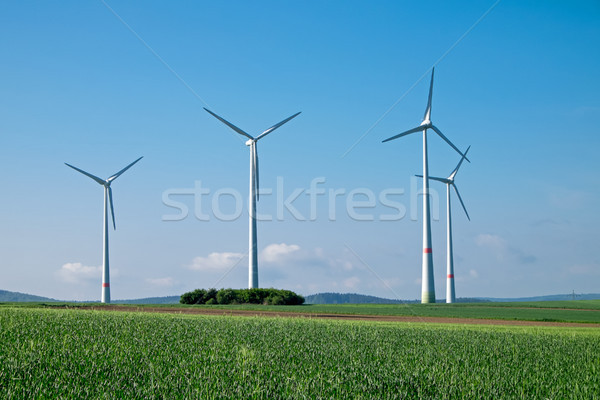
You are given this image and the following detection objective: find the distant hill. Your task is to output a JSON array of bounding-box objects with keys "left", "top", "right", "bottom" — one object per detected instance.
[
  {"left": 479, "top": 293, "right": 600, "bottom": 302},
  {"left": 3, "top": 289, "right": 599, "bottom": 305},
  {"left": 0, "top": 289, "right": 59, "bottom": 302},
  {"left": 305, "top": 292, "right": 492, "bottom": 304},
  {"left": 305, "top": 292, "right": 600, "bottom": 304},
  {"left": 305, "top": 292, "right": 415, "bottom": 304},
  {"left": 113, "top": 296, "right": 181, "bottom": 305},
  {"left": 0, "top": 290, "right": 180, "bottom": 304}
]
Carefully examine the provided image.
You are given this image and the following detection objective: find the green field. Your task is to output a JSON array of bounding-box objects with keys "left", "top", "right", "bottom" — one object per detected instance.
[
  {"left": 20, "top": 299, "right": 597, "bottom": 324},
  {"left": 1, "top": 307, "right": 599, "bottom": 398},
  {"left": 175, "top": 300, "right": 600, "bottom": 323},
  {"left": 7, "top": 299, "right": 600, "bottom": 324}
]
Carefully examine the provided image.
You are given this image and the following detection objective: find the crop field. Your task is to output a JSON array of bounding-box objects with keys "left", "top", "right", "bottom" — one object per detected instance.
[
  {"left": 169, "top": 301, "right": 600, "bottom": 324},
  {"left": 19, "top": 299, "right": 597, "bottom": 324},
  {"left": 1, "top": 307, "right": 599, "bottom": 398},
  {"left": 9, "top": 299, "right": 600, "bottom": 324}
]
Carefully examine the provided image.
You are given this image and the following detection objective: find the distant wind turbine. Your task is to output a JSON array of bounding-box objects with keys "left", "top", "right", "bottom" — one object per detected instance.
[
  {"left": 417, "top": 146, "right": 470, "bottom": 303},
  {"left": 204, "top": 108, "right": 300, "bottom": 289},
  {"left": 65, "top": 157, "right": 143, "bottom": 303},
  {"left": 382, "top": 68, "right": 469, "bottom": 304}
]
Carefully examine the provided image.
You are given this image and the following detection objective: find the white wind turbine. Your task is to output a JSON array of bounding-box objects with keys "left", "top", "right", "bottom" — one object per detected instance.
[
  {"left": 382, "top": 68, "right": 469, "bottom": 304},
  {"left": 417, "top": 146, "right": 470, "bottom": 304},
  {"left": 65, "top": 157, "right": 143, "bottom": 303},
  {"left": 204, "top": 108, "right": 301, "bottom": 289}
]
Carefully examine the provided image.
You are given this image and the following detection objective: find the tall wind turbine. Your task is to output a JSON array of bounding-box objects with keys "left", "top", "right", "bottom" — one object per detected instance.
[
  {"left": 417, "top": 146, "right": 470, "bottom": 303},
  {"left": 204, "top": 108, "right": 301, "bottom": 289},
  {"left": 65, "top": 157, "right": 143, "bottom": 303},
  {"left": 382, "top": 68, "right": 469, "bottom": 304}
]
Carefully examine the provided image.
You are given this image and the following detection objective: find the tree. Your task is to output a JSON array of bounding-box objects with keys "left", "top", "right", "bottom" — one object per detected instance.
[{"left": 180, "top": 288, "right": 305, "bottom": 305}]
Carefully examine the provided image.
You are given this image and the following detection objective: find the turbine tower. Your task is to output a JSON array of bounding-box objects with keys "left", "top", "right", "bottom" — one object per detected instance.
[
  {"left": 382, "top": 68, "right": 468, "bottom": 304},
  {"left": 417, "top": 146, "right": 470, "bottom": 303},
  {"left": 204, "top": 108, "right": 300, "bottom": 289},
  {"left": 65, "top": 157, "right": 143, "bottom": 303}
]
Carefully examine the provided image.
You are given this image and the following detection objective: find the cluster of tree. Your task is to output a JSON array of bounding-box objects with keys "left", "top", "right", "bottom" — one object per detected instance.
[{"left": 180, "top": 288, "right": 305, "bottom": 305}]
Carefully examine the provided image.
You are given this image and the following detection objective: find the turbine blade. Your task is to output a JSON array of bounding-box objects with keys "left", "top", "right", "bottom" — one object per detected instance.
[
  {"left": 451, "top": 145, "right": 471, "bottom": 176},
  {"left": 452, "top": 183, "right": 470, "bottom": 221},
  {"left": 108, "top": 186, "right": 116, "bottom": 230},
  {"left": 431, "top": 176, "right": 450, "bottom": 184},
  {"left": 430, "top": 125, "right": 470, "bottom": 162},
  {"left": 382, "top": 125, "right": 425, "bottom": 143},
  {"left": 416, "top": 174, "right": 449, "bottom": 184},
  {"left": 204, "top": 108, "right": 254, "bottom": 140},
  {"left": 108, "top": 156, "right": 143, "bottom": 182},
  {"left": 424, "top": 68, "right": 434, "bottom": 121},
  {"left": 256, "top": 112, "right": 301, "bottom": 141},
  {"left": 65, "top": 163, "right": 105, "bottom": 186}
]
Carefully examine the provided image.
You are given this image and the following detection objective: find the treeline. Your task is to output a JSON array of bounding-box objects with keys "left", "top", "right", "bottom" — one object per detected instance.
[
  {"left": 305, "top": 292, "right": 407, "bottom": 304},
  {"left": 0, "top": 289, "right": 58, "bottom": 303},
  {"left": 304, "top": 292, "right": 492, "bottom": 304},
  {"left": 180, "top": 288, "right": 305, "bottom": 305}
]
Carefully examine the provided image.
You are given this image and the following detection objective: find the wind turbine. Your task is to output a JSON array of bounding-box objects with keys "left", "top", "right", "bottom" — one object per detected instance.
[
  {"left": 65, "top": 157, "right": 143, "bottom": 303},
  {"left": 204, "top": 108, "right": 301, "bottom": 289},
  {"left": 417, "top": 146, "right": 470, "bottom": 303},
  {"left": 382, "top": 68, "right": 469, "bottom": 304}
]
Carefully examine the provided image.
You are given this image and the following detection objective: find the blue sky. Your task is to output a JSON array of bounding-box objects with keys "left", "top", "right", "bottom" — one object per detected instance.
[{"left": 0, "top": 1, "right": 598, "bottom": 301}]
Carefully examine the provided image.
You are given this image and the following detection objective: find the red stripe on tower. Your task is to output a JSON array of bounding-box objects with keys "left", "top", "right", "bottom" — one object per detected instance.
[
  {"left": 423, "top": 248, "right": 432, "bottom": 253},
  {"left": 102, "top": 283, "right": 110, "bottom": 288},
  {"left": 447, "top": 274, "right": 454, "bottom": 278}
]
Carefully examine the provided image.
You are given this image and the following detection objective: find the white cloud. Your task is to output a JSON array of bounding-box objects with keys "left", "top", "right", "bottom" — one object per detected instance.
[
  {"left": 188, "top": 252, "right": 245, "bottom": 271},
  {"left": 261, "top": 243, "right": 300, "bottom": 264},
  {"left": 329, "top": 257, "right": 354, "bottom": 271},
  {"left": 567, "top": 264, "right": 600, "bottom": 277},
  {"left": 343, "top": 276, "right": 360, "bottom": 289},
  {"left": 382, "top": 277, "right": 404, "bottom": 288},
  {"left": 475, "top": 233, "right": 536, "bottom": 264},
  {"left": 146, "top": 277, "right": 176, "bottom": 287},
  {"left": 469, "top": 269, "right": 479, "bottom": 278},
  {"left": 186, "top": 244, "right": 408, "bottom": 298},
  {"left": 475, "top": 234, "right": 507, "bottom": 251},
  {"left": 56, "top": 262, "right": 101, "bottom": 284},
  {"left": 548, "top": 187, "right": 590, "bottom": 209}
]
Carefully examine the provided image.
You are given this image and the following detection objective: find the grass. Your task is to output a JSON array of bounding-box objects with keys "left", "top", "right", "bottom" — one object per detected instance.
[
  {"left": 203, "top": 301, "right": 600, "bottom": 323},
  {"left": 3, "top": 299, "right": 600, "bottom": 324},
  {"left": 78, "top": 300, "right": 600, "bottom": 323},
  {"left": 0, "top": 307, "right": 599, "bottom": 398}
]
